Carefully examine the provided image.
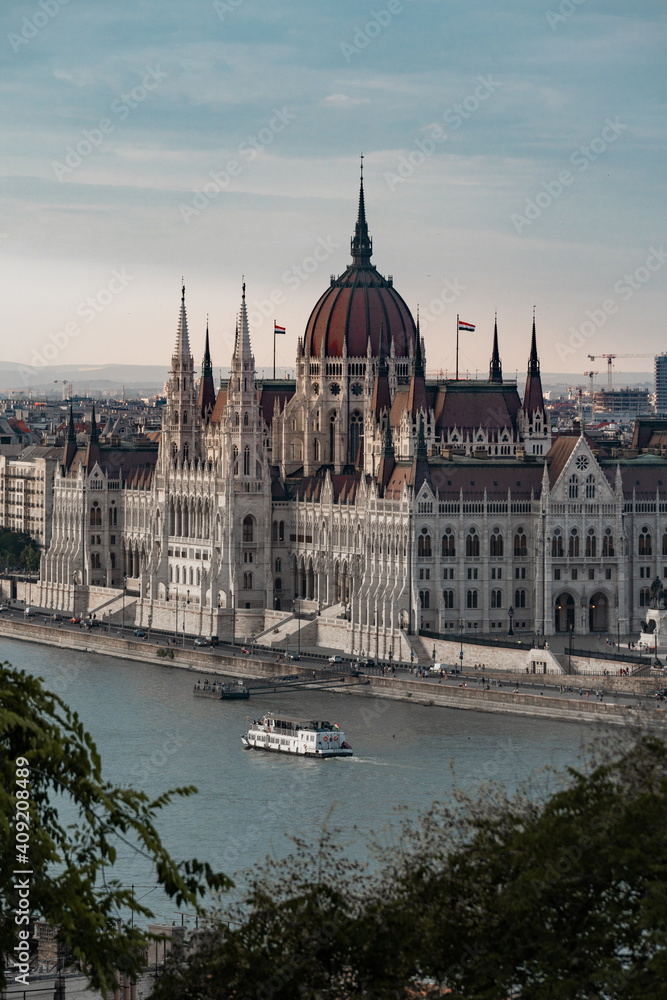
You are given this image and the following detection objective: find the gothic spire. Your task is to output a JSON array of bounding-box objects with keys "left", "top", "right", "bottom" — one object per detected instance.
[
  {"left": 90, "top": 403, "right": 98, "bottom": 444},
  {"left": 198, "top": 318, "right": 216, "bottom": 418},
  {"left": 233, "top": 280, "right": 253, "bottom": 366},
  {"left": 412, "top": 414, "right": 433, "bottom": 493},
  {"left": 523, "top": 311, "right": 545, "bottom": 417},
  {"left": 350, "top": 155, "right": 373, "bottom": 265},
  {"left": 173, "top": 282, "right": 192, "bottom": 362},
  {"left": 489, "top": 313, "right": 503, "bottom": 383},
  {"left": 67, "top": 404, "right": 75, "bottom": 442},
  {"left": 407, "top": 314, "right": 428, "bottom": 417},
  {"left": 62, "top": 404, "right": 77, "bottom": 471},
  {"left": 377, "top": 414, "right": 396, "bottom": 493}
]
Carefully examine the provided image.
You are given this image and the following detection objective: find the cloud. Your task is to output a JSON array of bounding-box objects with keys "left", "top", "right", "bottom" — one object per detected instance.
[{"left": 323, "top": 94, "right": 371, "bottom": 108}]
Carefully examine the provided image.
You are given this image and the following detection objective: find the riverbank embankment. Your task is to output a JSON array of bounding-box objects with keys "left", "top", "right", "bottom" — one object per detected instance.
[{"left": 1, "top": 617, "right": 665, "bottom": 729}]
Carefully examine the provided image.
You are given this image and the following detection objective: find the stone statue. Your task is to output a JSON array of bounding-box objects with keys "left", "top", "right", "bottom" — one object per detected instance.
[{"left": 649, "top": 576, "right": 664, "bottom": 610}]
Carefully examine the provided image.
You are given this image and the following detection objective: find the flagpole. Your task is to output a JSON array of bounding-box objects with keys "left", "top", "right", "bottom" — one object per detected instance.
[
  {"left": 456, "top": 314, "right": 459, "bottom": 381},
  {"left": 273, "top": 320, "right": 276, "bottom": 380}
]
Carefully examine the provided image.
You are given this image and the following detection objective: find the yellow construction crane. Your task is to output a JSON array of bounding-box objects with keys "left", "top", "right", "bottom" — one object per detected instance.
[{"left": 587, "top": 353, "right": 654, "bottom": 391}]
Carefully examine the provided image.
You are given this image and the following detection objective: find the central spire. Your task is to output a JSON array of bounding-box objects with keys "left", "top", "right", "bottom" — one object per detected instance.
[
  {"left": 350, "top": 154, "right": 373, "bottom": 265},
  {"left": 489, "top": 313, "right": 503, "bottom": 383},
  {"left": 173, "top": 282, "right": 192, "bottom": 362}
]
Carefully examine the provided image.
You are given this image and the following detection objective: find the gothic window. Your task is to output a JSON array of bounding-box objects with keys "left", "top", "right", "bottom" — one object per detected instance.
[
  {"left": 90, "top": 553, "right": 100, "bottom": 569},
  {"left": 442, "top": 527, "right": 455, "bottom": 557},
  {"left": 490, "top": 527, "right": 504, "bottom": 557},
  {"left": 585, "top": 474, "right": 595, "bottom": 499},
  {"left": 169, "top": 566, "right": 173, "bottom": 583},
  {"left": 183, "top": 444, "right": 189, "bottom": 462},
  {"left": 110, "top": 553, "right": 116, "bottom": 569},
  {"left": 313, "top": 439, "right": 320, "bottom": 462},
  {"left": 175, "top": 567, "right": 180, "bottom": 584},
  {"left": 243, "top": 446, "right": 250, "bottom": 476},
  {"left": 329, "top": 412, "right": 336, "bottom": 463},
  {"left": 235, "top": 413, "right": 240, "bottom": 427},
  {"left": 640, "top": 588, "right": 650, "bottom": 607},
  {"left": 275, "top": 578, "right": 282, "bottom": 590},
  {"left": 568, "top": 474, "right": 579, "bottom": 499},
  {"left": 568, "top": 528, "right": 580, "bottom": 558},
  {"left": 243, "top": 572, "right": 253, "bottom": 590},
  {"left": 418, "top": 527, "right": 432, "bottom": 557},
  {"left": 491, "top": 589, "right": 502, "bottom": 609},
  {"left": 639, "top": 527, "right": 652, "bottom": 556},
  {"left": 182, "top": 410, "right": 187, "bottom": 424},
  {"left": 244, "top": 412, "right": 249, "bottom": 426},
  {"left": 275, "top": 558, "right": 282, "bottom": 572},
  {"left": 603, "top": 528, "right": 615, "bottom": 557},
  {"left": 663, "top": 531, "right": 667, "bottom": 556},
  {"left": 419, "top": 590, "right": 430, "bottom": 609},
  {"left": 243, "top": 515, "right": 254, "bottom": 542},
  {"left": 465, "top": 527, "right": 479, "bottom": 557},
  {"left": 442, "top": 589, "right": 455, "bottom": 608},
  {"left": 466, "top": 589, "right": 478, "bottom": 609},
  {"left": 586, "top": 528, "right": 597, "bottom": 558},
  {"left": 349, "top": 410, "right": 362, "bottom": 465},
  {"left": 196, "top": 568, "right": 200, "bottom": 585},
  {"left": 90, "top": 504, "right": 101, "bottom": 526},
  {"left": 514, "top": 589, "right": 526, "bottom": 608},
  {"left": 552, "top": 529, "right": 564, "bottom": 558},
  {"left": 279, "top": 520, "right": 285, "bottom": 542},
  {"left": 513, "top": 527, "right": 527, "bottom": 557}
]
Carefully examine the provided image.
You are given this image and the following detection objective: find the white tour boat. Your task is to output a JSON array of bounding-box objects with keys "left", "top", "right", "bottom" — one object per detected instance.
[{"left": 241, "top": 713, "right": 353, "bottom": 757}]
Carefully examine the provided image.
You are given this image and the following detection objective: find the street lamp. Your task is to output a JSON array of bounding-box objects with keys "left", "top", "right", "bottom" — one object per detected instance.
[
  {"left": 458, "top": 617, "right": 464, "bottom": 673},
  {"left": 122, "top": 574, "right": 127, "bottom": 631},
  {"left": 182, "top": 598, "right": 187, "bottom": 646},
  {"left": 508, "top": 605, "right": 514, "bottom": 637},
  {"left": 296, "top": 598, "right": 301, "bottom": 657}
]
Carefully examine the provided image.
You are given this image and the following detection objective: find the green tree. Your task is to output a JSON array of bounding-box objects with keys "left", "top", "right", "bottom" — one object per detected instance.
[
  {"left": 151, "top": 734, "right": 667, "bottom": 1000},
  {"left": 0, "top": 661, "right": 231, "bottom": 995}
]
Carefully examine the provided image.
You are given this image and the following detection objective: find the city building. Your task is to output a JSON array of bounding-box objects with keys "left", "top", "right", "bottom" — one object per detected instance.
[{"left": 36, "top": 178, "right": 667, "bottom": 643}]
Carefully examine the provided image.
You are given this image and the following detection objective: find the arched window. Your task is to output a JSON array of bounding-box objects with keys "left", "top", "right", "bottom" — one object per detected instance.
[
  {"left": 188, "top": 567, "right": 193, "bottom": 585},
  {"left": 90, "top": 504, "right": 101, "bottom": 526},
  {"left": 442, "top": 527, "right": 455, "bottom": 557},
  {"left": 275, "top": 578, "right": 282, "bottom": 590},
  {"left": 90, "top": 553, "right": 100, "bottom": 569},
  {"left": 586, "top": 528, "right": 597, "bottom": 558},
  {"left": 175, "top": 567, "right": 180, "bottom": 584},
  {"left": 491, "top": 589, "right": 502, "bottom": 609},
  {"left": 663, "top": 531, "right": 667, "bottom": 556},
  {"left": 349, "top": 410, "right": 363, "bottom": 465},
  {"left": 243, "top": 516, "right": 254, "bottom": 542},
  {"left": 585, "top": 474, "right": 595, "bottom": 499},
  {"left": 243, "top": 572, "right": 253, "bottom": 590},
  {"left": 442, "top": 590, "right": 455, "bottom": 608},
  {"left": 552, "top": 529, "right": 564, "bottom": 558},
  {"left": 275, "top": 558, "right": 282, "bottom": 572},
  {"left": 243, "top": 446, "right": 250, "bottom": 476},
  {"left": 640, "top": 588, "right": 650, "bottom": 607},
  {"left": 235, "top": 413, "right": 240, "bottom": 427},
  {"left": 514, "top": 527, "right": 527, "bottom": 557},
  {"left": 568, "top": 474, "right": 579, "bottom": 499},
  {"left": 490, "top": 527, "right": 504, "bottom": 557},
  {"left": 419, "top": 590, "right": 430, "bottom": 609},
  {"left": 514, "top": 589, "right": 526, "bottom": 608},
  {"left": 418, "top": 527, "right": 431, "bottom": 557},
  {"left": 182, "top": 410, "right": 187, "bottom": 424},
  {"left": 466, "top": 589, "right": 478, "bottom": 609},
  {"left": 169, "top": 566, "right": 173, "bottom": 583},
  {"left": 568, "top": 528, "right": 580, "bottom": 558},
  {"left": 465, "top": 528, "right": 479, "bottom": 557},
  {"left": 244, "top": 411, "right": 249, "bottom": 426},
  {"left": 279, "top": 520, "right": 285, "bottom": 542},
  {"left": 602, "top": 528, "right": 614, "bottom": 557},
  {"left": 313, "top": 439, "right": 320, "bottom": 462},
  {"left": 639, "top": 527, "right": 652, "bottom": 556}
]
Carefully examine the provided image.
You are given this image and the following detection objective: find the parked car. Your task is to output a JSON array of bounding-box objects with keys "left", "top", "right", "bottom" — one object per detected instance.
[
  {"left": 429, "top": 663, "right": 448, "bottom": 675},
  {"left": 209, "top": 636, "right": 220, "bottom": 646},
  {"left": 85, "top": 619, "right": 100, "bottom": 628},
  {"left": 328, "top": 655, "right": 343, "bottom": 664},
  {"left": 194, "top": 637, "right": 209, "bottom": 647},
  {"left": 356, "top": 657, "right": 375, "bottom": 668},
  {"left": 0, "top": 605, "right": 7, "bottom": 612},
  {"left": 285, "top": 652, "right": 299, "bottom": 661},
  {"left": 133, "top": 629, "right": 147, "bottom": 638},
  {"left": 24, "top": 607, "right": 36, "bottom": 617},
  {"left": 52, "top": 613, "right": 63, "bottom": 622},
  {"left": 69, "top": 616, "right": 81, "bottom": 624},
  {"left": 241, "top": 646, "right": 250, "bottom": 654}
]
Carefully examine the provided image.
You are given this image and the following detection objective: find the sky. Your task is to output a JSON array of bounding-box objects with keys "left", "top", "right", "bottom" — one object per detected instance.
[{"left": 1, "top": 0, "right": 665, "bottom": 384}]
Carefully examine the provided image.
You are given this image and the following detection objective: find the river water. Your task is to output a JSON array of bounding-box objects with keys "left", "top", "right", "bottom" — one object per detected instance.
[{"left": 2, "top": 636, "right": 597, "bottom": 924}]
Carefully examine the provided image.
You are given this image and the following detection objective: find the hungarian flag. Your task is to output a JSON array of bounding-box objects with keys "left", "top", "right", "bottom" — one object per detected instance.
[
  {"left": 274, "top": 324, "right": 286, "bottom": 335},
  {"left": 458, "top": 320, "right": 475, "bottom": 332}
]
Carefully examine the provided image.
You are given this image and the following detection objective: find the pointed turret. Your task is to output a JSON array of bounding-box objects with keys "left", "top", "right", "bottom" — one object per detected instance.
[
  {"left": 407, "top": 316, "right": 428, "bottom": 417},
  {"left": 350, "top": 155, "right": 373, "bottom": 265},
  {"left": 198, "top": 319, "right": 216, "bottom": 419},
  {"left": 376, "top": 414, "right": 395, "bottom": 493},
  {"left": 371, "top": 318, "right": 391, "bottom": 419},
  {"left": 489, "top": 314, "right": 502, "bottom": 383},
  {"left": 523, "top": 314, "right": 545, "bottom": 416},
  {"left": 173, "top": 283, "right": 192, "bottom": 363},
  {"left": 233, "top": 282, "right": 253, "bottom": 367},
  {"left": 85, "top": 403, "right": 100, "bottom": 470},
  {"left": 62, "top": 404, "right": 77, "bottom": 471},
  {"left": 412, "top": 415, "right": 433, "bottom": 493}
]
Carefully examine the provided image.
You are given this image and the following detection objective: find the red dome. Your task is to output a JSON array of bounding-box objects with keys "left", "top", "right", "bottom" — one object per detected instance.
[{"left": 304, "top": 177, "right": 417, "bottom": 359}]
